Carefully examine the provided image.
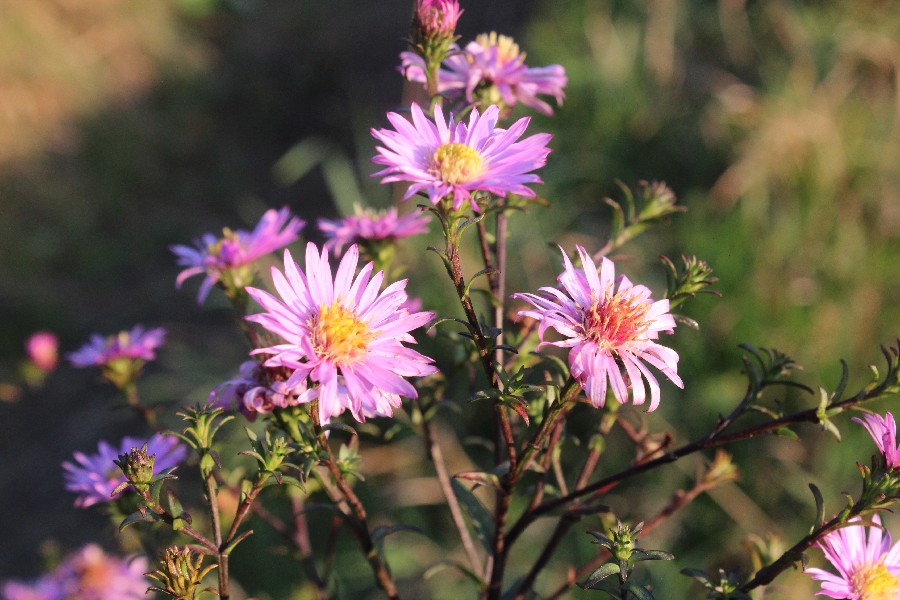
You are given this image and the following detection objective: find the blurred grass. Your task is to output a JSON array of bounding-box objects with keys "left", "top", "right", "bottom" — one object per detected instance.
[{"left": 0, "top": 0, "right": 898, "bottom": 597}]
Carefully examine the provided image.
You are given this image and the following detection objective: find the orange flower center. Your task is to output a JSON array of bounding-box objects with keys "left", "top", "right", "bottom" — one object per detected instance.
[
  {"left": 431, "top": 143, "right": 484, "bottom": 185},
  {"left": 584, "top": 289, "right": 651, "bottom": 350},
  {"left": 311, "top": 301, "right": 373, "bottom": 365},
  {"left": 852, "top": 561, "right": 900, "bottom": 600}
]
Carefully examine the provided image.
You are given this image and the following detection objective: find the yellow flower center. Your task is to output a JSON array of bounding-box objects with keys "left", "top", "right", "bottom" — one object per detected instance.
[
  {"left": 431, "top": 143, "right": 485, "bottom": 185},
  {"left": 853, "top": 561, "right": 900, "bottom": 600},
  {"left": 311, "top": 301, "right": 373, "bottom": 365},
  {"left": 475, "top": 32, "right": 522, "bottom": 64},
  {"left": 584, "top": 289, "right": 651, "bottom": 350}
]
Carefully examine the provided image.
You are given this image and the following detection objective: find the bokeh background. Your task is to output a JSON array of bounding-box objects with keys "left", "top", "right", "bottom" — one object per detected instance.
[{"left": 1, "top": 0, "right": 898, "bottom": 597}]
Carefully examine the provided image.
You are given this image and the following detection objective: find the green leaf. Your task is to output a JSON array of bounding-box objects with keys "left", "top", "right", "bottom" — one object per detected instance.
[
  {"left": 371, "top": 524, "right": 422, "bottom": 545},
  {"left": 809, "top": 483, "right": 825, "bottom": 533},
  {"left": 581, "top": 562, "right": 621, "bottom": 589},
  {"left": 451, "top": 479, "right": 495, "bottom": 553},
  {"left": 423, "top": 560, "right": 483, "bottom": 585},
  {"left": 773, "top": 426, "right": 798, "bottom": 440},
  {"left": 119, "top": 509, "right": 158, "bottom": 531},
  {"left": 454, "top": 471, "right": 504, "bottom": 492},
  {"left": 680, "top": 568, "right": 713, "bottom": 584},
  {"left": 631, "top": 550, "right": 674, "bottom": 563},
  {"left": 322, "top": 422, "right": 358, "bottom": 438},
  {"left": 626, "top": 582, "right": 655, "bottom": 600}
]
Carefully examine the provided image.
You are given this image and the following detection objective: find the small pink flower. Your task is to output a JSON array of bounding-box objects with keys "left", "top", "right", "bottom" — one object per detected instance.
[
  {"left": 512, "top": 246, "right": 682, "bottom": 411},
  {"left": 172, "top": 207, "right": 304, "bottom": 303},
  {"left": 67, "top": 325, "right": 165, "bottom": 369},
  {"left": 53, "top": 544, "right": 148, "bottom": 600},
  {"left": 854, "top": 412, "right": 900, "bottom": 469},
  {"left": 806, "top": 515, "right": 900, "bottom": 599},
  {"left": 25, "top": 331, "right": 58, "bottom": 373},
  {"left": 371, "top": 102, "right": 552, "bottom": 211},
  {"left": 318, "top": 206, "right": 430, "bottom": 254},
  {"left": 401, "top": 32, "right": 567, "bottom": 116},
  {"left": 245, "top": 243, "right": 437, "bottom": 423},
  {"left": 63, "top": 434, "right": 186, "bottom": 508}
]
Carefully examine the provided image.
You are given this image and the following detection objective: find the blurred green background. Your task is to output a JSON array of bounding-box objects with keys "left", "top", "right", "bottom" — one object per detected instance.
[{"left": 1, "top": 0, "right": 898, "bottom": 597}]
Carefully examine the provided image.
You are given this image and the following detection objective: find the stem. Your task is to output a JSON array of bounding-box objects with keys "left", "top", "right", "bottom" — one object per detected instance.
[
  {"left": 291, "top": 493, "right": 329, "bottom": 599},
  {"left": 321, "top": 440, "right": 400, "bottom": 599},
  {"left": 204, "top": 470, "right": 229, "bottom": 599},
  {"left": 509, "top": 373, "right": 891, "bottom": 545},
  {"left": 415, "top": 398, "right": 485, "bottom": 579},
  {"left": 122, "top": 383, "right": 158, "bottom": 430},
  {"left": 135, "top": 488, "right": 218, "bottom": 555},
  {"left": 740, "top": 507, "right": 862, "bottom": 592}
]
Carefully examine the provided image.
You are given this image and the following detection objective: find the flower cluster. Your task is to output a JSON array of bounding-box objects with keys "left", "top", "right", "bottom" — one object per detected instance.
[
  {"left": 371, "top": 103, "right": 552, "bottom": 211},
  {"left": 245, "top": 243, "right": 437, "bottom": 424},
  {"left": 318, "top": 205, "right": 430, "bottom": 255},
  {"left": 513, "top": 246, "right": 682, "bottom": 411},
  {"left": 402, "top": 32, "right": 567, "bottom": 116},
  {"left": 1, "top": 544, "right": 148, "bottom": 600},
  {"left": 209, "top": 360, "right": 316, "bottom": 420},
  {"left": 172, "top": 207, "right": 304, "bottom": 303},
  {"left": 63, "top": 433, "right": 187, "bottom": 508}
]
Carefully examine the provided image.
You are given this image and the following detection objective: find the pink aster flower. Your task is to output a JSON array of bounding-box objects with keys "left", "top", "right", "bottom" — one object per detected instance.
[
  {"left": 25, "top": 331, "right": 58, "bottom": 373},
  {"left": 318, "top": 206, "right": 430, "bottom": 254},
  {"left": 401, "top": 32, "right": 567, "bottom": 117},
  {"left": 512, "top": 246, "right": 683, "bottom": 411},
  {"left": 371, "top": 102, "right": 552, "bottom": 211},
  {"left": 53, "top": 544, "right": 148, "bottom": 600},
  {"left": 245, "top": 242, "right": 438, "bottom": 424},
  {"left": 854, "top": 412, "right": 900, "bottom": 470},
  {"left": 171, "top": 207, "right": 304, "bottom": 303},
  {"left": 63, "top": 433, "right": 187, "bottom": 508},
  {"left": 806, "top": 515, "right": 900, "bottom": 599},
  {"left": 67, "top": 325, "right": 166, "bottom": 369},
  {"left": 209, "top": 360, "right": 316, "bottom": 420}
]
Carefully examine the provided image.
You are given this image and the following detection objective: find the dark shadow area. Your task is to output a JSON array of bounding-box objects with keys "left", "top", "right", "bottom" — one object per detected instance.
[{"left": 0, "top": 0, "right": 534, "bottom": 580}]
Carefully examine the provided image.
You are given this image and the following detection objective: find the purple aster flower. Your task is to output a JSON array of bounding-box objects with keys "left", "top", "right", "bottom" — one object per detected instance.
[
  {"left": 67, "top": 325, "right": 166, "bottom": 369},
  {"left": 209, "top": 360, "right": 317, "bottom": 420},
  {"left": 1, "top": 577, "right": 63, "bottom": 600},
  {"left": 805, "top": 515, "right": 900, "bottom": 599},
  {"left": 63, "top": 433, "right": 187, "bottom": 508},
  {"left": 171, "top": 207, "right": 304, "bottom": 304},
  {"left": 401, "top": 32, "right": 567, "bottom": 117},
  {"left": 854, "top": 412, "right": 900, "bottom": 469},
  {"left": 512, "top": 246, "right": 683, "bottom": 411},
  {"left": 245, "top": 243, "right": 438, "bottom": 424},
  {"left": 371, "top": 102, "right": 552, "bottom": 212},
  {"left": 318, "top": 206, "right": 430, "bottom": 254}
]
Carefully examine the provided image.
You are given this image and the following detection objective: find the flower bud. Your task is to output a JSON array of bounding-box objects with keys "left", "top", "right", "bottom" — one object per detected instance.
[
  {"left": 114, "top": 445, "right": 156, "bottom": 491},
  {"left": 413, "top": 0, "right": 462, "bottom": 46},
  {"left": 147, "top": 546, "right": 217, "bottom": 599}
]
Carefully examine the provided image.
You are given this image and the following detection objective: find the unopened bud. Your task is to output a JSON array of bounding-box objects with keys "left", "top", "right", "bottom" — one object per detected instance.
[
  {"left": 115, "top": 446, "right": 156, "bottom": 489},
  {"left": 147, "top": 546, "right": 217, "bottom": 599}
]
